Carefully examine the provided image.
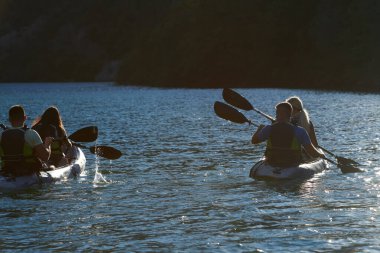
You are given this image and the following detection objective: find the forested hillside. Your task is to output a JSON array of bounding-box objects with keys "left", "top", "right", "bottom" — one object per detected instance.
[{"left": 0, "top": 0, "right": 379, "bottom": 91}]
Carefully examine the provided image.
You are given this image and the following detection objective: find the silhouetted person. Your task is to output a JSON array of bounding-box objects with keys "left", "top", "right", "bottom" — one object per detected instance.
[
  {"left": 286, "top": 96, "right": 319, "bottom": 147},
  {"left": 33, "top": 106, "right": 71, "bottom": 167},
  {"left": 0, "top": 105, "right": 52, "bottom": 176}
]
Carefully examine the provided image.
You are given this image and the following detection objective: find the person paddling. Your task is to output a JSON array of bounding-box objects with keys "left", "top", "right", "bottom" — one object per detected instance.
[
  {"left": 251, "top": 102, "right": 324, "bottom": 167},
  {"left": 0, "top": 105, "right": 52, "bottom": 177},
  {"left": 286, "top": 96, "right": 319, "bottom": 147},
  {"left": 32, "top": 106, "right": 72, "bottom": 167}
]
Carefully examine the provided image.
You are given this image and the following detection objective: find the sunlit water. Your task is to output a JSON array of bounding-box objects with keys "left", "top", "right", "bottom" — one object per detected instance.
[{"left": 0, "top": 83, "right": 379, "bottom": 252}]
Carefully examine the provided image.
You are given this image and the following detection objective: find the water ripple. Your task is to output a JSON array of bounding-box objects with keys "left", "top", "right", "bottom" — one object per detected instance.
[{"left": 0, "top": 84, "right": 379, "bottom": 252}]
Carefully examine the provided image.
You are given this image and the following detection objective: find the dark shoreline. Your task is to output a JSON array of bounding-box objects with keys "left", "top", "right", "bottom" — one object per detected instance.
[
  {"left": 115, "top": 82, "right": 380, "bottom": 94},
  {"left": 1, "top": 1, "right": 380, "bottom": 94},
  {"left": 2, "top": 82, "right": 379, "bottom": 94}
]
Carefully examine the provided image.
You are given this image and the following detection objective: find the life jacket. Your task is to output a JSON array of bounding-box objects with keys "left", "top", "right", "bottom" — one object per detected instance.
[
  {"left": 51, "top": 139, "right": 63, "bottom": 156},
  {"left": 0, "top": 126, "right": 42, "bottom": 176},
  {"left": 265, "top": 122, "right": 302, "bottom": 167}
]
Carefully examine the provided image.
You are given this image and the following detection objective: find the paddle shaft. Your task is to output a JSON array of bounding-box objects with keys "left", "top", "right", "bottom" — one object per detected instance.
[
  {"left": 252, "top": 108, "right": 275, "bottom": 123},
  {"left": 72, "top": 142, "right": 90, "bottom": 150},
  {"left": 319, "top": 146, "right": 336, "bottom": 157},
  {"left": 323, "top": 157, "right": 338, "bottom": 166},
  {"left": 71, "top": 142, "right": 98, "bottom": 157}
]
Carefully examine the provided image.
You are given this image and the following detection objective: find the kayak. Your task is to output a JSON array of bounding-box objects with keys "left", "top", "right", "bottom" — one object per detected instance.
[
  {"left": 0, "top": 146, "right": 86, "bottom": 191},
  {"left": 249, "top": 155, "right": 327, "bottom": 180}
]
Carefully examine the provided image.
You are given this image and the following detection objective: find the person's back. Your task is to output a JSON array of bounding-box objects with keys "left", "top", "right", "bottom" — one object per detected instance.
[
  {"left": 1, "top": 126, "right": 39, "bottom": 176},
  {"left": 0, "top": 105, "right": 52, "bottom": 177},
  {"left": 265, "top": 121, "right": 302, "bottom": 167}
]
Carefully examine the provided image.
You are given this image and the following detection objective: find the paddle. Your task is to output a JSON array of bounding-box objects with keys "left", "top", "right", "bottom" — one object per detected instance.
[
  {"left": 65, "top": 126, "right": 122, "bottom": 160},
  {"left": 222, "top": 88, "right": 360, "bottom": 166},
  {"left": 318, "top": 146, "right": 360, "bottom": 166},
  {"left": 223, "top": 88, "right": 275, "bottom": 122},
  {"left": 214, "top": 101, "right": 258, "bottom": 126},
  {"left": 323, "top": 157, "right": 363, "bottom": 173},
  {"left": 214, "top": 101, "right": 363, "bottom": 173},
  {"left": 68, "top": 126, "right": 98, "bottom": 142},
  {"left": 72, "top": 143, "right": 122, "bottom": 160}
]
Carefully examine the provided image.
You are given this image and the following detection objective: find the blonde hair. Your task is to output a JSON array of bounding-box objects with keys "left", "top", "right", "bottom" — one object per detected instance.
[{"left": 286, "top": 96, "right": 311, "bottom": 133}]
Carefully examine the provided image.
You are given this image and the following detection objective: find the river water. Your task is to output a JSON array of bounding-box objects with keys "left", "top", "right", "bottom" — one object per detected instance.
[{"left": 0, "top": 83, "right": 379, "bottom": 252}]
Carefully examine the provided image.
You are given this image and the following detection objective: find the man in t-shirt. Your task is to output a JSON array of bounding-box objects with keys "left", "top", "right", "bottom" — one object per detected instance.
[
  {"left": 0, "top": 105, "right": 53, "bottom": 176},
  {"left": 251, "top": 102, "right": 324, "bottom": 167}
]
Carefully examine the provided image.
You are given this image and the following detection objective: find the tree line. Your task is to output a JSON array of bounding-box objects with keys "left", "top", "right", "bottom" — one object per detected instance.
[{"left": 0, "top": 0, "right": 379, "bottom": 91}]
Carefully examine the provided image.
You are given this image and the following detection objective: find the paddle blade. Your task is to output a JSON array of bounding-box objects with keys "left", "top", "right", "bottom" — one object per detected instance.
[
  {"left": 222, "top": 88, "right": 253, "bottom": 111},
  {"left": 69, "top": 126, "right": 98, "bottom": 142},
  {"left": 90, "top": 145, "right": 122, "bottom": 160},
  {"left": 338, "top": 163, "right": 363, "bottom": 173},
  {"left": 214, "top": 101, "right": 250, "bottom": 124},
  {"left": 337, "top": 156, "right": 360, "bottom": 166}
]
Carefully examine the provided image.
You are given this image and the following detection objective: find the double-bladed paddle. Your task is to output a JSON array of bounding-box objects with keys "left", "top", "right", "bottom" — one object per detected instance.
[
  {"left": 68, "top": 126, "right": 122, "bottom": 160},
  {"left": 222, "top": 88, "right": 361, "bottom": 167},
  {"left": 214, "top": 98, "right": 363, "bottom": 173}
]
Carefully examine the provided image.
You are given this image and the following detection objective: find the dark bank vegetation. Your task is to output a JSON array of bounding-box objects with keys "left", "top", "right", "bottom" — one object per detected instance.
[{"left": 0, "top": 0, "right": 379, "bottom": 91}]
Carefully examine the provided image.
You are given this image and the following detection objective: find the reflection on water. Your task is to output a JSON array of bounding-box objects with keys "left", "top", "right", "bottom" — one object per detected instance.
[{"left": 0, "top": 83, "right": 379, "bottom": 252}]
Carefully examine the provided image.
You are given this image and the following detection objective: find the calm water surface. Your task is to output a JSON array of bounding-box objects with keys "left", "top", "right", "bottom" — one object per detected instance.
[{"left": 0, "top": 83, "right": 379, "bottom": 252}]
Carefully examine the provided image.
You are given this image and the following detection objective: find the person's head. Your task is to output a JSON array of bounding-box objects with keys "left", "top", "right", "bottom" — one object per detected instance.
[
  {"left": 286, "top": 96, "right": 311, "bottom": 132},
  {"left": 286, "top": 96, "right": 303, "bottom": 116},
  {"left": 275, "top": 102, "right": 293, "bottom": 122},
  {"left": 40, "top": 106, "right": 64, "bottom": 130},
  {"left": 8, "top": 105, "right": 26, "bottom": 127}
]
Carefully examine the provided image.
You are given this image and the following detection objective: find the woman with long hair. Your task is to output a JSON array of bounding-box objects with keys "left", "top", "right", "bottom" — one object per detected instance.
[
  {"left": 286, "top": 96, "right": 319, "bottom": 147},
  {"left": 32, "top": 106, "right": 71, "bottom": 167}
]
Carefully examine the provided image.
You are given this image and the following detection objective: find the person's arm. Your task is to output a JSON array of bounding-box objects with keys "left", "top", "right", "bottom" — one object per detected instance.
[
  {"left": 297, "top": 126, "right": 325, "bottom": 158},
  {"left": 304, "top": 144, "right": 325, "bottom": 158},
  {"left": 309, "top": 121, "right": 319, "bottom": 147},
  {"left": 34, "top": 138, "right": 52, "bottom": 162},
  {"left": 26, "top": 129, "right": 52, "bottom": 162},
  {"left": 252, "top": 125, "right": 266, "bottom": 144}
]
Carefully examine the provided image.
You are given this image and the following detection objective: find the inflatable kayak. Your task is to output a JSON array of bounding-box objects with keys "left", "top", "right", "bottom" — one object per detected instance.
[
  {"left": 249, "top": 155, "right": 327, "bottom": 180},
  {"left": 0, "top": 146, "right": 85, "bottom": 191}
]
